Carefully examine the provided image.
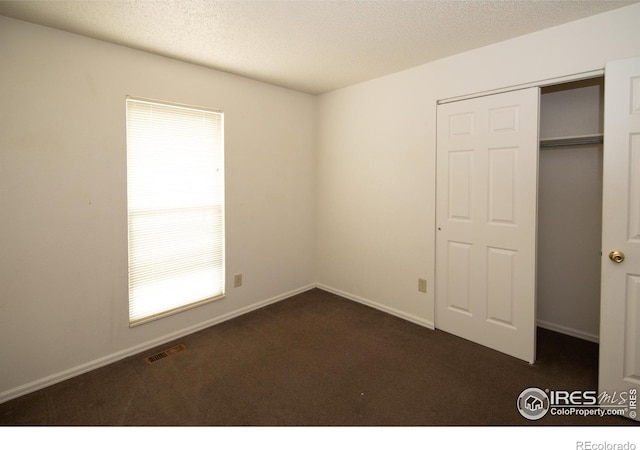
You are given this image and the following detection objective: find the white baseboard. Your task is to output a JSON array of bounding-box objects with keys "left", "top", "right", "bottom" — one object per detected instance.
[
  {"left": 316, "top": 283, "right": 435, "bottom": 330},
  {"left": 0, "top": 283, "right": 316, "bottom": 405},
  {"left": 537, "top": 319, "right": 599, "bottom": 343}
]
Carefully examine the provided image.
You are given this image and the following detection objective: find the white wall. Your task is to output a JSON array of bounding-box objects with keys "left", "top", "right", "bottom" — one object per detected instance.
[
  {"left": 316, "top": 4, "right": 640, "bottom": 327},
  {"left": 0, "top": 16, "right": 317, "bottom": 402}
]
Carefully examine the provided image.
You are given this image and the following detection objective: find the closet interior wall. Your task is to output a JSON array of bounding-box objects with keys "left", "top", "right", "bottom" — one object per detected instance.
[{"left": 537, "top": 78, "right": 604, "bottom": 343}]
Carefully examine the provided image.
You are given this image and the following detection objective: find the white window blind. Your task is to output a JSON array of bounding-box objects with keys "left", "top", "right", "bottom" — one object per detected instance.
[{"left": 126, "top": 97, "right": 225, "bottom": 326}]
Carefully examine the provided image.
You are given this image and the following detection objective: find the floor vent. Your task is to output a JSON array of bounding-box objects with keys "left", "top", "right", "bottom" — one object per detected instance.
[{"left": 144, "top": 343, "right": 187, "bottom": 364}]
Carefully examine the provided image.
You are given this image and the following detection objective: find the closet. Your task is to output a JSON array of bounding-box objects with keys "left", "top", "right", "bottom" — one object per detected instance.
[
  {"left": 537, "top": 77, "right": 604, "bottom": 343},
  {"left": 436, "top": 57, "right": 639, "bottom": 416},
  {"left": 436, "top": 76, "right": 606, "bottom": 363}
]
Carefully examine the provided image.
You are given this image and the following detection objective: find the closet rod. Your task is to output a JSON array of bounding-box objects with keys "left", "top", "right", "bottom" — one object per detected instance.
[{"left": 539, "top": 136, "right": 603, "bottom": 149}]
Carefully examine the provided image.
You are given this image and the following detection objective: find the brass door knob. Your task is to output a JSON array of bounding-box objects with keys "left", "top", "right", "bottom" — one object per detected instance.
[{"left": 609, "top": 250, "right": 625, "bottom": 263}]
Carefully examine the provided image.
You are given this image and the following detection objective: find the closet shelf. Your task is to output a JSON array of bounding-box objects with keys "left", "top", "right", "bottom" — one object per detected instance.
[{"left": 539, "top": 133, "right": 603, "bottom": 148}]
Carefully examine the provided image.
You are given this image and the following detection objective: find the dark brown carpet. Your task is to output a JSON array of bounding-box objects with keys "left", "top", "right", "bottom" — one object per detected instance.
[{"left": 0, "top": 288, "right": 634, "bottom": 426}]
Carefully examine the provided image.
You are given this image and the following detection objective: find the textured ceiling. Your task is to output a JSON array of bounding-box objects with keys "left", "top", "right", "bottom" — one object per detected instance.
[{"left": 0, "top": 0, "right": 637, "bottom": 94}]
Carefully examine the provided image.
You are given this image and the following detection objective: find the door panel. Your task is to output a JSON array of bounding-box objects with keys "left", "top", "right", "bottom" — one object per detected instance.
[
  {"left": 448, "top": 151, "right": 473, "bottom": 221},
  {"left": 599, "top": 56, "right": 640, "bottom": 421},
  {"left": 488, "top": 148, "right": 517, "bottom": 224},
  {"left": 629, "top": 134, "right": 640, "bottom": 241},
  {"left": 447, "top": 241, "right": 472, "bottom": 314},
  {"left": 436, "top": 88, "right": 539, "bottom": 363},
  {"left": 624, "top": 275, "right": 640, "bottom": 381},
  {"left": 487, "top": 246, "right": 517, "bottom": 328}
]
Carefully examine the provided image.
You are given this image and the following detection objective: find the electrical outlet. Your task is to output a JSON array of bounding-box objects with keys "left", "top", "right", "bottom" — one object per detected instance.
[
  {"left": 234, "top": 273, "right": 243, "bottom": 288},
  {"left": 418, "top": 278, "right": 427, "bottom": 293}
]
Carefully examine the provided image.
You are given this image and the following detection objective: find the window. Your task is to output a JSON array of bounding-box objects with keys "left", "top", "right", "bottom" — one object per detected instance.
[{"left": 126, "top": 97, "right": 224, "bottom": 326}]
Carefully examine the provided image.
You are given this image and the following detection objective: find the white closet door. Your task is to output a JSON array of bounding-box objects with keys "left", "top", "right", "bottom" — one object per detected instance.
[
  {"left": 436, "top": 88, "right": 539, "bottom": 363},
  {"left": 599, "top": 56, "right": 640, "bottom": 421}
]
